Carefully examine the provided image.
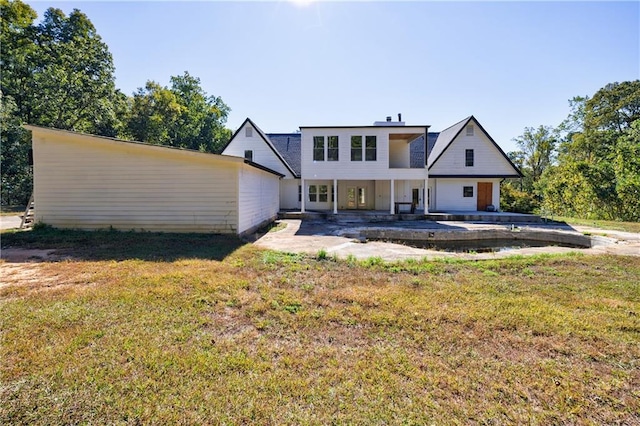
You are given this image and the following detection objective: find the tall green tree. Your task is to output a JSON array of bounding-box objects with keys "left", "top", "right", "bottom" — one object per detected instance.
[
  {"left": 125, "top": 72, "right": 231, "bottom": 153},
  {"left": 542, "top": 80, "right": 640, "bottom": 220},
  {"left": 1, "top": 1, "right": 122, "bottom": 205}
]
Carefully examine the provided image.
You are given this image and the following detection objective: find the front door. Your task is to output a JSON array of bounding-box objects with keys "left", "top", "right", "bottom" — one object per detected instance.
[
  {"left": 347, "top": 187, "right": 367, "bottom": 209},
  {"left": 477, "top": 182, "right": 493, "bottom": 211},
  {"left": 412, "top": 188, "right": 419, "bottom": 208}
]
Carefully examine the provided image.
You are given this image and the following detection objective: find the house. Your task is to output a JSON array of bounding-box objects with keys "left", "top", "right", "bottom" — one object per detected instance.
[
  {"left": 26, "top": 125, "right": 283, "bottom": 235},
  {"left": 425, "top": 116, "right": 522, "bottom": 211},
  {"left": 222, "top": 115, "right": 521, "bottom": 213}
]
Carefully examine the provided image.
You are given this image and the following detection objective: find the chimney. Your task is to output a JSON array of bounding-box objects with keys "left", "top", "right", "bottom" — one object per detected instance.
[
  {"left": 386, "top": 116, "right": 392, "bottom": 122},
  {"left": 398, "top": 113, "right": 402, "bottom": 122}
]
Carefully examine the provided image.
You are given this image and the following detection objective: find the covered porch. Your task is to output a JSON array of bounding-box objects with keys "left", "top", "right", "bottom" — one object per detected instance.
[{"left": 300, "top": 178, "right": 428, "bottom": 215}]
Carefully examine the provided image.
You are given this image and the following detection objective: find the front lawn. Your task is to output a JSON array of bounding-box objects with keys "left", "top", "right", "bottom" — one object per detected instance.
[{"left": 1, "top": 229, "right": 639, "bottom": 424}]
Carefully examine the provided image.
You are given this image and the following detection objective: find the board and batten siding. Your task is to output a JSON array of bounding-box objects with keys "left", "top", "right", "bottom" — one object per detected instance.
[
  {"left": 237, "top": 164, "right": 280, "bottom": 235},
  {"left": 29, "top": 127, "right": 248, "bottom": 233},
  {"left": 223, "top": 121, "right": 295, "bottom": 178},
  {"left": 429, "top": 129, "right": 516, "bottom": 176}
]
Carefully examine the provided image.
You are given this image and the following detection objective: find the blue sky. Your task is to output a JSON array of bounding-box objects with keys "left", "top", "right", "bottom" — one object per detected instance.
[{"left": 27, "top": 1, "right": 639, "bottom": 153}]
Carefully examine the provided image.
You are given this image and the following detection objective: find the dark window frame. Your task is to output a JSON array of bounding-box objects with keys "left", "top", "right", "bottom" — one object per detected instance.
[
  {"left": 244, "top": 150, "right": 253, "bottom": 161},
  {"left": 465, "top": 149, "right": 474, "bottom": 167},
  {"left": 309, "top": 185, "right": 317, "bottom": 202},
  {"left": 351, "top": 136, "right": 363, "bottom": 161},
  {"left": 365, "top": 136, "right": 377, "bottom": 161},
  {"left": 327, "top": 136, "right": 339, "bottom": 161},
  {"left": 313, "top": 136, "right": 325, "bottom": 161},
  {"left": 463, "top": 186, "right": 474, "bottom": 197}
]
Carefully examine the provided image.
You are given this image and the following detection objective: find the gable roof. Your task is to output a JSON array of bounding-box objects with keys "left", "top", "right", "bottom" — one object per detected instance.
[
  {"left": 427, "top": 115, "right": 523, "bottom": 177},
  {"left": 222, "top": 118, "right": 300, "bottom": 178}
]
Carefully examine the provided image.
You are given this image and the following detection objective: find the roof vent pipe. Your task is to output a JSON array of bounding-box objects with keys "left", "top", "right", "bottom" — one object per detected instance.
[{"left": 398, "top": 113, "right": 402, "bottom": 122}]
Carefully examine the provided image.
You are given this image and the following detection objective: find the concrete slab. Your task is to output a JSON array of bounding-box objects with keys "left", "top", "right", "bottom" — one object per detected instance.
[
  {"left": 254, "top": 219, "right": 640, "bottom": 261},
  {"left": 0, "top": 215, "right": 22, "bottom": 230}
]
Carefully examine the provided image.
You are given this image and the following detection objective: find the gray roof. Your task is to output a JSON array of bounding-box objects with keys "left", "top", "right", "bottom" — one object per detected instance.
[
  {"left": 427, "top": 116, "right": 472, "bottom": 168},
  {"left": 266, "top": 133, "right": 302, "bottom": 177},
  {"left": 410, "top": 132, "right": 439, "bottom": 168}
]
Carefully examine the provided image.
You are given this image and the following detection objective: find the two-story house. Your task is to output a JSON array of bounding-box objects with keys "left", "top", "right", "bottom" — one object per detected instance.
[{"left": 222, "top": 115, "right": 521, "bottom": 213}]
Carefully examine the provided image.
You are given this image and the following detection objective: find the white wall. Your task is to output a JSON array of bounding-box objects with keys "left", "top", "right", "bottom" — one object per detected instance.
[
  {"left": 429, "top": 125, "right": 517, "bottom": 176},
  {"left": 279, "top": 179, "right": 301, "bottom": 210},
  {"left": 431, "top": 178, "right": 501, "bottom": 211},
  {"left": 301, "top": 126, "right": 427, "bottom": 181},
  {"left": 238, "top": 164, "right": 280, "bottom": 234},
  {"left": 223, "top": 121, "right": 296, "bottom": 178},
  {"left": 31, "top": 129, "right": 243, "bottom": 233}
]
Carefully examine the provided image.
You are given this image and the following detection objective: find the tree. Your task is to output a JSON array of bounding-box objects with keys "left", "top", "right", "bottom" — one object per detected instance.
[
  {"left": 125, "top": 72, "right": 231, "bottom": 153},
  {"left": 1, "top": 1, "right": 122, "bottom": 205},
  {"left": 541, "top": 81, "right": 640, "bottom": 220},
  {"left": 511, "top": 125, "right": 556, "bottom": 190}
]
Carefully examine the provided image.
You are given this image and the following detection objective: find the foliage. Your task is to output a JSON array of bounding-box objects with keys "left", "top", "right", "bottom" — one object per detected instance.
[
  {"left": 541, "top": 81, "right": 640, "bottom": 221},
  {"left": 125, "top": 72, "right": 231, "bottom": 153},
  {"left": 1, "top": 237, "right": 639, "bottom": 424},
  {"left": 499, "top": 182, "right": 538, "bottom": 214}
]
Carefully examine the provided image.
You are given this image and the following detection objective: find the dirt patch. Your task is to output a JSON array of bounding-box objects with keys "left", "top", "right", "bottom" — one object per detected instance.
[{"left": 0, "top": 248, "right": 63, "bottom": 263}]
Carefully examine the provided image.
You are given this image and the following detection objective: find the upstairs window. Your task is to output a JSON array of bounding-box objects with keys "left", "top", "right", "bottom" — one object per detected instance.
[
  {"left": 313, "top": 136, "right": 325, "bottom": 161},
  {"left": 466, "top": 125, "right": 474, "bottom": 136},
  {"left": 327, "top": 136, "right": 339, "bottom": 161},
  {"left": 465, "top": 149, "right": 474, "bottom": 167},
  {"left": 463, "top": 186, "right": 473, "bottom": 197},
  {"left": 244, "top": 150, "right": 253, "bottom": 161},
  {"left": 246, "top": 126, "right": 253, "bottom": 137},
  {"left": 351, "top": 136, "right": 362, "bottom": 161},
  {"left": 365, "top": 136, "right": 377, "bottom": 161}
]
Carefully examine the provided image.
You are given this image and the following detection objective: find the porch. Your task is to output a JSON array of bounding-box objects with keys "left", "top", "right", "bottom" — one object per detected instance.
[{"left": 279, "top": 209, "right": 543, "bottom": 224}]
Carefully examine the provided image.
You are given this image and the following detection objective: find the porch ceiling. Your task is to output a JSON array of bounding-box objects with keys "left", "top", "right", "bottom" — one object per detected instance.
[{"left": 389, "top": 133, "right": 423, "bottom": 143}]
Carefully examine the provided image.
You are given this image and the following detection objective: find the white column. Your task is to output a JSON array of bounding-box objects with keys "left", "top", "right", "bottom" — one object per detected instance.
[
  {"left": 333, "top": 179, "right": 338, "bottom": 214},
  {"left": 301, "top": 179, "right": 305, "bottom": 213},
  {"left": 424, "top": 179, "right": 429, "bottom": 214},
  {"left": 390, "top": 179, "right": 395, "bottom": 214}
]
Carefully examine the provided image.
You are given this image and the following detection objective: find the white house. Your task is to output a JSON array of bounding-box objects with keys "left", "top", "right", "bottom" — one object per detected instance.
[
  {"left": 223, "top": 115, "right": 521, "bottom": 213},
  {"left": 426, "top": 116, "right": 522, "bottom": 211},
  {"left": 26, "top": 125, "right": 283, "bottom": 235}
]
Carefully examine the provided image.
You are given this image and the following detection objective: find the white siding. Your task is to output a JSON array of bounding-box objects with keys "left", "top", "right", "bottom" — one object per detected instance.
[
  {"left": 280, "top": 179, "right": 301, "bottom": 210},
  {"left": 223, "top": 121, "right": 296, "bottom": 178},
  {"left": 31, "top": 129, "right": 241, "bottom": 233},
  {"left": 429, "top": 130, "right": 516, "bottom": 176},
  {"left": 238, "top": 164, "right": 280, "bottom": 234},
  {"left": 301, "top": 126, "right": 427, "bottom": 181},
  {"left": 431, "top": 178, "right": 501, "bottom": 211}
]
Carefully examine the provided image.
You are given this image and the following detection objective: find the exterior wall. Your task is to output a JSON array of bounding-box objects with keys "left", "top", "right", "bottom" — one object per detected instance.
[
  {"left": 430, "top": 178, "right": 501, "bottom": 212},
  {"left": 300, "top": 126, "right": 427, "bottom": 181},
  {"left": 280, "top": 179, "right": 301, "bottom": 210},
  {"left": 32, "top": 130, "right": 243, "bottom": 233},
  {"left": 429, "top": 125, "right": 517, "bottom": 176},
  {"left": 304, "top": 179, "right": 335, "bottom": 211},
  {"left": 238, "top": 164, "right": 280, "bottom": 235},
  {"left": 223, "top": 121, "right": 296, "bottom": 178}
]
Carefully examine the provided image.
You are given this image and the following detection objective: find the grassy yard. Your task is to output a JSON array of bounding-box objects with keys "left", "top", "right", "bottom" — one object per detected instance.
[
  {"left": 550, "top": 216, "right": 640, "bottom": 234},
  {"left": 0, "top": 206, "right": 26, "bottom": 216},
  {"left": 1, "top": 228, "right": 639, "bottom": 424}
]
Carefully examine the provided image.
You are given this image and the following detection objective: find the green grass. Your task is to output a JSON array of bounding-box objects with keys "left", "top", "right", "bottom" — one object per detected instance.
[
  {"left": 551, "top": 216, "right": 640, "bottom": 233},
  {"left": 1, "top": 230, "right": 639, "bottom": 424},
  {"left": 0, "top": 205, "right": 26, "bottom": 216}
]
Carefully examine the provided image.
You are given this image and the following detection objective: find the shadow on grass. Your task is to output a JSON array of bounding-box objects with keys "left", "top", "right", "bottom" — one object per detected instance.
[{"left": 1, "top": 226, "right": 245, "bottom": 262}]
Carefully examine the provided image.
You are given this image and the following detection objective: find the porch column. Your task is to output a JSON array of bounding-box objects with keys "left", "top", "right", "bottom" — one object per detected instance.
[
  {"left": 390, "top": 179, "right": 395, "bottom": 214},
  {"left": 424, "top": 179, "right": 429, "bottom": 213},
  {"left": 333, "top": 179, "right": 338, "bottom": 214},
  {"left": 301, "top": 179, "right": 305, "bottom": 213}
]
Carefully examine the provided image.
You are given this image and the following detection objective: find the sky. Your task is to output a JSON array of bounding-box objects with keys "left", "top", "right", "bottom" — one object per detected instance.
[{"left": 26, "top": 0, "right": 640, "bottom": 153}]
